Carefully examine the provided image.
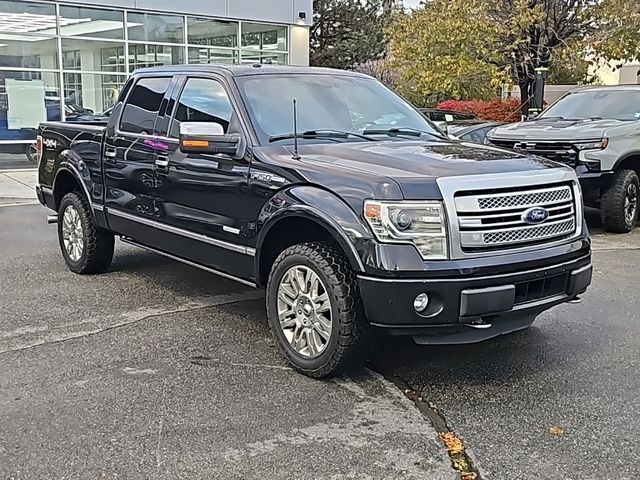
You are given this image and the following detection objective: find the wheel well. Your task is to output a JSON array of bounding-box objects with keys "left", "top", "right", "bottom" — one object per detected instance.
[
  {"left": 257, "top": 217, "right": 337, "bottom": 287},
  {"left": 53, "top": 170, "right": 81, "bottom": 210},
  {"left": 617, "top": 155, "right": 640, "bottom": 177}
]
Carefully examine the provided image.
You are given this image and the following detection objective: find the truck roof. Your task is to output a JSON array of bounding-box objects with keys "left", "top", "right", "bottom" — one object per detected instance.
[
  {"left": 131, "top": 64, "right": 368, "bottom": 79},
  {"left": 567, "top": 84, "right": 640, "bottom": 93}
]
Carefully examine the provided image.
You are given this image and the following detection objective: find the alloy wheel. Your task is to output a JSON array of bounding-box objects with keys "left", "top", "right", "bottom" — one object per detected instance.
[
  {"left": 625, "top": 182, "right": 638, "bottom": 226},
  {"left": 62, "top": 204, "right": 84, "bottom": 262},
  {"left": 277, "top": 265, "right": 332, "bottom": 358}
]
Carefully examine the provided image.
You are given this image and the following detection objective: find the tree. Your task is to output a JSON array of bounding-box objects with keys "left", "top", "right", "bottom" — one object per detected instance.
[
  {"left": 310, "top": 0, "right": 391, "bottom": 70},
  {"left": 492, "top": 0, "right": 592, "bottom": 115},
  {"left": 387, "top": 0, "right": 595, "bottom": 113},
  {"left": 591, "top": 0, "right": 640, "bottom": 66},
  {"left": 387, "top": 0, "right": 508, "bottom": 106}
]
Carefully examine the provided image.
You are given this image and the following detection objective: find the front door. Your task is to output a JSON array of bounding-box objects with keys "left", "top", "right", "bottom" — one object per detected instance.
[
  {"left": 152, "top": 76, "right": 253, "bottom": 278},
  {"left": 103, "top": 75, "right": 173, "bottom": 239}
]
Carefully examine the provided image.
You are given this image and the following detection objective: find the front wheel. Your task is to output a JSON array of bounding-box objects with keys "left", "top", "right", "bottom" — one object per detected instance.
[
  {"left": 601, "top": 169, "right": 639, "bottom": 233},
  {"left": 266, "top": 242, "right": 369, "bottom": 378},
  {"left": 58, "top": 192, "right": 114, "bottom": 274}
]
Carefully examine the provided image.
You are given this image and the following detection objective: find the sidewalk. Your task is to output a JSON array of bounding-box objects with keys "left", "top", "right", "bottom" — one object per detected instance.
[{"left": 0, "top": 169, "right": 38, "bottom": 205}]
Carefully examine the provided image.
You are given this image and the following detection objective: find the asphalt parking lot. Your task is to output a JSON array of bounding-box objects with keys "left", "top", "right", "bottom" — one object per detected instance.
[{"left": 1, "top": 203, "right": 639, "bottom": 480}]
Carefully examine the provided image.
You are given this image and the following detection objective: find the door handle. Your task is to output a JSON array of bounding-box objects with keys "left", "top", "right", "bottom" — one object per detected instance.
[
  {"left": 104, "top": 148, "right": 117, "bottom": 158},
  {"left": 155, "top": 156, "right": 169, "bottom": 167}
]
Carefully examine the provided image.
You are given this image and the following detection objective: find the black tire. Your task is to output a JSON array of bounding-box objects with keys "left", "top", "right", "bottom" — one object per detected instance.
[
  {"left": 601, "top": 169, "right": 639, "bottom": 233},
  {"left": 266, "top": 242, "right": 369, "bottom": 378},
  {"left": 25, "top": 142, "right": 37, "bottom": 163},
  {"left": 57, "top": 192, "right": 114, "bottom": 274}
]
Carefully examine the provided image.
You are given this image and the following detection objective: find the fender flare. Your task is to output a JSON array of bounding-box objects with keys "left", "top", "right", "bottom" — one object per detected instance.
[
  {"left": 52, "top": 151, "right": 95, "bottom": 210},
  {"left": 254, "top": 186, "right": 374, "bottom": 283},
  {"left": 613, "top": 150, "right": 640, "bottom": 171}
]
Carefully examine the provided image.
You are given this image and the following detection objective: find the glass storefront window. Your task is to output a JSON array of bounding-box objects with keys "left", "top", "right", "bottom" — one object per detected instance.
[
  {"left": 188, "top": 47, "right": 238, "bottom": 65},
  {"left": 0, "top": 70, "right": 60, "bottom": 140},
  {"left": 127, "top": 12, "right": 184, "bottom": 44},
  {"left": 0, "top": 35, "right": 58, "bottom": 69},
  {"left": 63, "top": 72, "right": 126, "bottom": 115},
  {"left": 129, "top": 44, "right": 185, "bottom": 72},
  {"left": 241, "top": 23, "right": 287, "bottom": 51},
  {"left": 62, "top": 38, "right": 126, "bottom": 72},
  {"left": 187, "top": 17, "right": 237, "bottom": 47},
  {"left": 0, "top": 4, "right": 293, "bottom": 170},
  {"left": 0, "top": 0, "right": 56, "bottom": 35},
  {"left": 240, "top": 51, "right": 287, "bottom": 65},
  {"left": 59, "top": 6, "right": 124, "bottom": 40}
]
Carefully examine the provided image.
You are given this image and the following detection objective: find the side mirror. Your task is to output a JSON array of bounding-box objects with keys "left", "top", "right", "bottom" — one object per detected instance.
[
  {"left": 179, "top": 122, "right": 243, "bottom": 157},
  {"left": 434, "top": 120, "right": 448, "bottom": 134}
]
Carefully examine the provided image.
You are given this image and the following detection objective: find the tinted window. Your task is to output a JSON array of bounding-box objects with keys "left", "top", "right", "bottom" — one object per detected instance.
[
  {"left": 169, "top": 78, "right": 233, "bottom": 138},
  {"left": 120, "top": 77, "right": 171, "bottom": 134}
]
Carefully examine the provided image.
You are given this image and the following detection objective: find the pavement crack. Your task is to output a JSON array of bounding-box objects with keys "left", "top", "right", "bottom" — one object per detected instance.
[
  {"left": 376, "top": 371, "right": 483, "bottom": 480},
  {"left": 0, "top": 291, "right": 263, "bottom": 355}
]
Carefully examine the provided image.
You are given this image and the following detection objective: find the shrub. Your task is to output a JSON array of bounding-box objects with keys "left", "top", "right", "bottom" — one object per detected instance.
[{"left": 436, "top": 98, "right": 523, "bottom": 122}]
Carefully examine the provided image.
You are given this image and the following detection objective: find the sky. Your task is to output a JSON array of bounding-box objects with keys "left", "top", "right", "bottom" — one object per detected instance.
[{"left": 402, "top": 0, "right": 422, "bottom": 8}]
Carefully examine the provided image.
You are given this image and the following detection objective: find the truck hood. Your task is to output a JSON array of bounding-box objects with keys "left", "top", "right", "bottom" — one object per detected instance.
[
  {"left": 258, "top": 140, "right": 562, "bottom": 201},
  {"left": 489, "top": 117, "right": 625, "bottom": 141}
]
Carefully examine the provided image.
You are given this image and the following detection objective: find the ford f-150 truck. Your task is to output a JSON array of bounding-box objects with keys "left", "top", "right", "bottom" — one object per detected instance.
[
  {"left": 487, "top": 85, "right": 640, "bottom": 233},
  {"left": 35, "top": 65, "right": 592, "bottom": 378}
]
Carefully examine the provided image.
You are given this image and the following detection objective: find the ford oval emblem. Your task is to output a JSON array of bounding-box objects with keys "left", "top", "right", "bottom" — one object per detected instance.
[{"left": 522, "top": 207, "right": 549, "bottom": 224}]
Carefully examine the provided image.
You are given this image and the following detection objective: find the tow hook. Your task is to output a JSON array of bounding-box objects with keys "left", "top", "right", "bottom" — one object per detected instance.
[
  {"left": 464, "top": 318, "right": 493, "bottom": 329},
  {"left": 47, "top": 214, "right": 58, "bottom": 224}
]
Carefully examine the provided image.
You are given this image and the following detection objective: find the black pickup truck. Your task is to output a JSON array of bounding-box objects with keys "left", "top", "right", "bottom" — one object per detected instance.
[{"left": 35, "top": 65, "right": 592, "bottom": 377}]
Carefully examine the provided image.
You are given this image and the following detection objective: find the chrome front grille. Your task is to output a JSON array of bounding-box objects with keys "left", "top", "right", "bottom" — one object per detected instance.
[
  {"left": 455, "top": 184, "right": 577, "bottom": 250},
  {"left": 477, "top": 187, "right": 571, "bottom": 210}
]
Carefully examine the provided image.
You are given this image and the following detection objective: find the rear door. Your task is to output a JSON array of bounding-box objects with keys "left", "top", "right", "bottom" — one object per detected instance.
[
  {"left": 152, "top": 75, "right": 253, "bottom": 277},
  {"left": 103, "top": 75, "right": 173, "bottom": 238}
]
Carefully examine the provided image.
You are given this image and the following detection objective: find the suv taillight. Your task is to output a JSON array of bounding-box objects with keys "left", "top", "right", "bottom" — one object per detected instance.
[{"left": 35, "top": 135, "right": 42, "bottom": 164}]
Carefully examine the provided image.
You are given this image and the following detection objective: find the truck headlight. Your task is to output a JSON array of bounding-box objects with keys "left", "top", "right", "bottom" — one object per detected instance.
[
  {"left": 364, "top": 200, "right": 448, "bottom": 260},
  {"left": 574, "top": 138, "right": 608, "bottom": 151}
]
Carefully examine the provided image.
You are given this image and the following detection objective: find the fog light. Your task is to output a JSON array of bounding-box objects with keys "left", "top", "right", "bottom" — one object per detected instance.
[{"left": 413, "top": 293, "right": 429, "bottom": 312}]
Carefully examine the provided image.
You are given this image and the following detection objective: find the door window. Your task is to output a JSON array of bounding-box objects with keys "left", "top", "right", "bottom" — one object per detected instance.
[
  {"left": 169, "top": 78, "right": 233, "bottom": 138},
  {"left": 119, "top": 76, "right": 171, "bottom": 135}
]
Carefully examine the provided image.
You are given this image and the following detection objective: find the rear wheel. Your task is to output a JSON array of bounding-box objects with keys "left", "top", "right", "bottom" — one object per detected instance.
[
  {"left": 25, "top": 142, "right": 37, "bottom": 163},
  {"left": 58, "top": 192, "right": 114, "bottom": 274},
  {"left": 266, "top": 242, "right": 369, "bottom": 378},
  {"left": 601, "top": 169, "right": 639, "bottom": 233}
]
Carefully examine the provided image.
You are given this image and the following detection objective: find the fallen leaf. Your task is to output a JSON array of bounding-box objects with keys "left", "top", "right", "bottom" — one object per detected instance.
[{"left": 548, "top": 426, "right": 564, "bottom": 436}]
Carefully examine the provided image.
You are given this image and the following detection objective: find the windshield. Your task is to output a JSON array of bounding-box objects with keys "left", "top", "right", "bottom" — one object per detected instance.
[
  {"left": 541, "top": 90, "right": 640, "bottom": 121},
  {"left": 236, "top": 74, "right": 441, "bottom": 145}
]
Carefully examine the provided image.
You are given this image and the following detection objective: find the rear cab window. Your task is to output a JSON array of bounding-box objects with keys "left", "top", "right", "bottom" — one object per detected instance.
[{"left": 119, "top": 77, "right": 172, "bottom": 135}]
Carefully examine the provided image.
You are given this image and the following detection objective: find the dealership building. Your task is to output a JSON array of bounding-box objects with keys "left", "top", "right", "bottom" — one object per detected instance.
[{"left": 0, "top": 0, "right": 312, "bottom": 168}]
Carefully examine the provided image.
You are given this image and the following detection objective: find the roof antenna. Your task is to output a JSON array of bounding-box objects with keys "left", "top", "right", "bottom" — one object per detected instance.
[{"left": 292, "top": 98, "right": 300, "bottom": 160}]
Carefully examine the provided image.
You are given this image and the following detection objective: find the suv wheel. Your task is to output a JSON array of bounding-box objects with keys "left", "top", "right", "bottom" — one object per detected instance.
[
  {"left": 266, "top": 242, "right": 369, "bottom": 378},
  {"left": 601, "top": 169, "right": 639, "bottom": 233},
  {"left": 58, "top": 192, "right": 114, "bottom": 274}
]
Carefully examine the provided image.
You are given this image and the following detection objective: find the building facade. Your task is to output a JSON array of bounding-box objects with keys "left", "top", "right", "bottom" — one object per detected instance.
[{"left": 0, "top": 0, "right": 312, "bottom": 168}]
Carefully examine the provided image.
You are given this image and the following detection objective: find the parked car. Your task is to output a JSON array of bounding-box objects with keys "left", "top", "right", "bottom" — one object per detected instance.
[
  {"left": 419, "top": 108, "right": 478, "bottom": 133},
  {"left": 35, "top": 65, "right": 592, "bottom": 378},
  {"left": 487, "top": 85, "right": 640, "bottom": 232},
  {"left": 448, "top": 121, "right": 506, "bottom": 144},
  {"left": 419, "top": 108, "right": 477, "bottom": 122}
]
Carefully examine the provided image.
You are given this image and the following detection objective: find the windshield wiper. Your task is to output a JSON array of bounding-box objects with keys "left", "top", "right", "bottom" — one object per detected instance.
[
  {"left": 362, "top": 127, "right": 448, "bottom": 141},
  {"left": 268, "top": 129, "right": 376, "bottom": 143}
]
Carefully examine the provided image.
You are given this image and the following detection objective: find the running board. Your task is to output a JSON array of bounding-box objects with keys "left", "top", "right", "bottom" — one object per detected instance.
[{"left": 120, "top": 237, "right": 257, "bottom": 288}]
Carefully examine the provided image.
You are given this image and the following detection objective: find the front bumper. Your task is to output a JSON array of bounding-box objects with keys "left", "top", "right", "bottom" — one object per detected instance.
[{"left": 358, "top": 253, "right": 592, "bottom": 344}]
